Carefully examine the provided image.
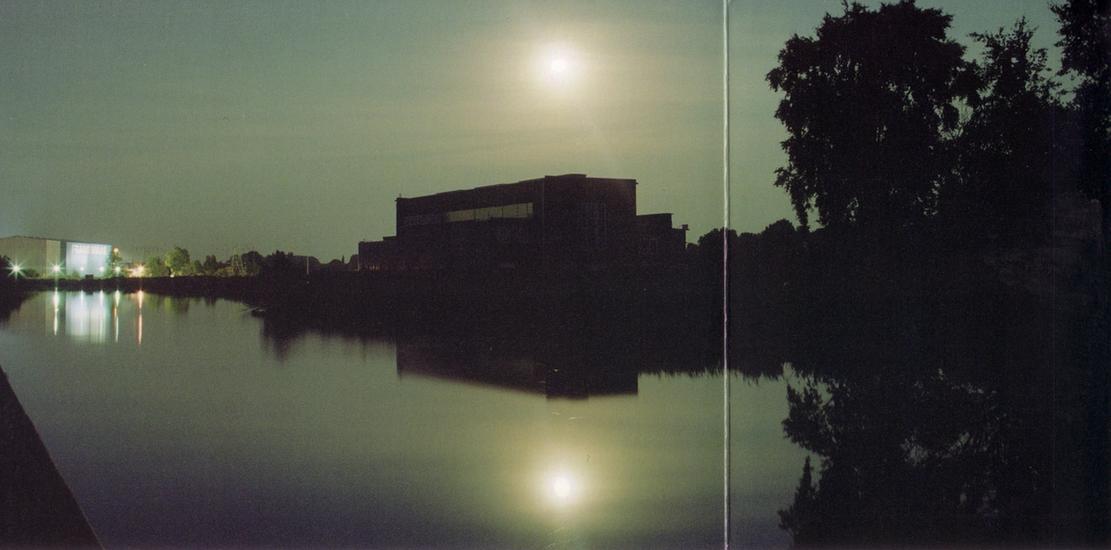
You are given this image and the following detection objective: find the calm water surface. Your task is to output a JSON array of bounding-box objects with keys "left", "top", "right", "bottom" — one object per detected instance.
[{"left": 0, "top": 291, "right": 805, "bottom": 548}]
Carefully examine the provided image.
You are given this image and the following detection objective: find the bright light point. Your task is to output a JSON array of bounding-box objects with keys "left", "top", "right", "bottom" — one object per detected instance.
[
  {"left": 98, "top": 266, "right": 105, "bottom": 273},
  {"left": 549, "top": 57, "right": 569, "bottom": 75},
  {"left": 10, "top": 264, "right": 21, "bottom": 275},
  {"left": 52, "top": 264, "right": 61, "bottom": 273},
  {"left": 536, "top": 43, "right": 581, "bottom": 90},
  {"left": 553, "top": 476, "right": 572, "bottom": 499},
  {"left": 544, "top": 470, "right": 581, "bottom": 507},
  {"left": 114, "top": 266, "right": 121, "bottom": 275}
]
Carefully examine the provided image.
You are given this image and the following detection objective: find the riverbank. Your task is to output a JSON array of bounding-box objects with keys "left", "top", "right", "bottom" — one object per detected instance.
[{"left": 0, "top": 366, "right": 99, "bottom": 547}]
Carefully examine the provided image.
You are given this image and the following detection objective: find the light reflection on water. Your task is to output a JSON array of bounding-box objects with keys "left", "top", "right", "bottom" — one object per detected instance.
[
  {"left": 0, "top": 291, "right": 804, "bottom": 548},
  {"left": 45, "top": 289, "right": 143, "bottom": 345}
]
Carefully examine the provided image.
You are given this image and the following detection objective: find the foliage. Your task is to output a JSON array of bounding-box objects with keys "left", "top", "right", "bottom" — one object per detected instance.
[
  {"left": 164, "top": 247, "right": 192, "bottom": 276},
  {"left": 241, "top": 251, "right": 264, "bottom": 276},
  {"left": 1052, "top": 0, "right": 1111, "bottom": 235},
  {"left": 107, "top": 247, "right": 123, "bottom": 275},
  {"left": 145, "top": 256, "right": 170, "bottom": 277},
  {"left": 202, "top": 255, "right": 220, "bottom": 276},
  {"left": 261, "top": 250, "right": 299, "bottom": 279},
  {"left": 0, "top": 256, "right": 11, "bottom": 288},
  {"left": 943, "top": 19, "right": 1063, "bottom": 242},
  {"left": 766, "top": 0, "right": 976, "bottom": 233}
]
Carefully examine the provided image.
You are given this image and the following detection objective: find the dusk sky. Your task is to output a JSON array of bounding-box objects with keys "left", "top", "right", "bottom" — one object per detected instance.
[{"left": 2, "top": 0, "right": 1059, "bottom": 260}]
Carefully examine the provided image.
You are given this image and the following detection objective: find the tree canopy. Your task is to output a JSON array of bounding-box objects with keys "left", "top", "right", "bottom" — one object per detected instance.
[
  {"left": 946, "top": 19, "right": 1063, "bottom": 241},
  {"left": 767, "top": 0, "right": 976, "bottom": 233},
  {"left": 1052, "top": 0, "right": 1110, "bottom": 235}
]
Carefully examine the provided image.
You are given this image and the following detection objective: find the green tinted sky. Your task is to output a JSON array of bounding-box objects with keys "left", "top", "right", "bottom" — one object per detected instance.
[{"left": 1, "top": 1, "right": 1058, "bottom": 259}]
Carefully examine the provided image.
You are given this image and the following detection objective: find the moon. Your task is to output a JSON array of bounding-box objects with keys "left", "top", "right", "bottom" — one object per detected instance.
[
  {"left": 549, "top": 56, "right": 569, "bottom": 76},
  {"left": 544, "top": 470, "right": 580, "bottom": 506},
  {"left": 536, "top": 44, "right": 579, "bottom": 89}
]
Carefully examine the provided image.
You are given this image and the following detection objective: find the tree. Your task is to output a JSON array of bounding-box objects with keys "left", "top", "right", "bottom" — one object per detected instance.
[
  {"left": 767, "top": 0, "right": 976, "bottom": 234},
  {"left": 0, "top": 256, "right": 12, "bottom": 287},
  {"left": 261, "top": 250, "right": 298, "bottom": 279},
  {"left": 164, "top": 247, "right": 192, "bottom": 276},
  {"left": 241, "top": 251, "right": 264, "bottom": 276},
  {"left": 145, "top": 256, "right": 170, "bottom": 277},
  {"left": 944, "top": 19, "right": 1062, "bottom": 241},
  {"left": 1053, "top": 0, "right": 1111, "bottom": 240},
  {"left": 108, "top": 247, "right": 123, "bottom": 276},
  {"left": 202, "top": 255, "right": 220, "bottom": 276},
  {"left": 778, "top": 456, "right": 819, "bottom": 541}
]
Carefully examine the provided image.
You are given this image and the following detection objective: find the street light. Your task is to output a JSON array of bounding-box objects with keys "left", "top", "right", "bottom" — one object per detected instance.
[{"left": 9, "top": 263, "right": 22, "bottom": 278}]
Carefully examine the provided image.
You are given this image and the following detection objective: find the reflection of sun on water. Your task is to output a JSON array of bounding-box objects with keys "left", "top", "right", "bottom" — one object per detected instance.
[{"left": 544, "top": 470, "right": 581, "bottom": 507}]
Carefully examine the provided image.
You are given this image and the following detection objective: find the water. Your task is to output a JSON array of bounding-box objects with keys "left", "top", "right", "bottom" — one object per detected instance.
[{"left": 0, "top": 291, "right": 806, "bottom": 548}]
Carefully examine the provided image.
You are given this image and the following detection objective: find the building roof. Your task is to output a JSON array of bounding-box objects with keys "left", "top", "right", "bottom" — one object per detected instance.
[
  {"left": 0, "top": 235, "right": 110, "bottom": 245},
  {"left": 396, "top": 174, "right": 637, "bottom": 202}
]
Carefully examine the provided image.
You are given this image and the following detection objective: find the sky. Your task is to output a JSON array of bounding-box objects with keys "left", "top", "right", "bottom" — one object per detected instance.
[{"left": 1, "top": 0, "right": 1061, "bottom": 260}]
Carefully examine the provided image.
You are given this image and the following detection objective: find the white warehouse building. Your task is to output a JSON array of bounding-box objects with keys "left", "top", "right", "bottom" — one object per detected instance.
[{"left": 0, "top": 235, "right": 113, "bottom": 277}]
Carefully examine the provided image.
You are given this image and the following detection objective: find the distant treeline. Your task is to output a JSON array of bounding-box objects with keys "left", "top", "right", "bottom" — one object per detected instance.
[{"left": 130, "top": 248, "right": 354, "bottom": 278}]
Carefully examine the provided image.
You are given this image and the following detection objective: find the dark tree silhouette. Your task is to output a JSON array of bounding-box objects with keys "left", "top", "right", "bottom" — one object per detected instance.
[
  {"left": 241, "top": 251, "right": 264, "bottom": 276},
  {"left": 261, "top": 250, "right": 299, "bottom": 279},
  {"left": 1053, "top": 0, "right": 1111, "bottom": 240},
  {"left": 766, "top": 0, "right": 976, "bottom": 234},
  {"left": 202, "top": 255, "right": 220, "bottom": 275},
  {"left": 944, "top": 19, "right": 1062, "bottom": 242}
]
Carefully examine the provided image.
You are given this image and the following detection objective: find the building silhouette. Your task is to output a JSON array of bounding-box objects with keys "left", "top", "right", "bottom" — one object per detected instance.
[{"left": 358, "top": 174, "right": 686, "bottom": 271}]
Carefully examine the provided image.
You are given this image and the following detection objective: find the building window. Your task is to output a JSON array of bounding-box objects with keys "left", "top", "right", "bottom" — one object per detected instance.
[
  {"left": 402, "top": 213, "right": 442, "bottom": 227},
  {"left": 404, "top": 202, "right": 534, "bottom": 227},
  {"left": 447, "top": 202, "right": 534, "bottom": 223}
]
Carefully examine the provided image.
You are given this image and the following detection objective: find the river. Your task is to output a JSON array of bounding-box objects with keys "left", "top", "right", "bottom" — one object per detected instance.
[{"left": 0, "top": 290, "right": 806, "bottom": 548}]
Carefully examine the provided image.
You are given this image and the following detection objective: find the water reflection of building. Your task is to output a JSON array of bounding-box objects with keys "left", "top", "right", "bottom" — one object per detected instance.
[
  {"left": 358, "top": 174, "right": 687, "bottom": 271},
  {"left": 396, "top": 339, "right": 637, "bottom": 399},
  {"left": 41, "top": 290, "right": 134, "bottom": 344},
  {"left": 65, "top": 292, "right": 110, "bottom": 343}
]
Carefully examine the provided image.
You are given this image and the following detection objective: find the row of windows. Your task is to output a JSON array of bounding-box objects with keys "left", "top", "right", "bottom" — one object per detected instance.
[{"left": 402, "top": 202, "right": 534, "bottom": 227}]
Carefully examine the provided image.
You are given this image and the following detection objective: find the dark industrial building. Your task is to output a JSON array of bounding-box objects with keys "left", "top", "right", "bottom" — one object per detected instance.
[{"left": 358, "top": 174, "right": 687, "bottom": 271}]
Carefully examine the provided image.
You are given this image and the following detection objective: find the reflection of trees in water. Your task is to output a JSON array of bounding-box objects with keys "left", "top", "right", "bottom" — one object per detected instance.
[
  {"left": 770, "top": 286, "right": 1106, "bottom": 546},
  {"left": 0, "top": 292, "right": 28, "bottom": 325}
]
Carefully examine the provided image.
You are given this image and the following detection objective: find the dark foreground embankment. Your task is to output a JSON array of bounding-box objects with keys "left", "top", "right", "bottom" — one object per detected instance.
[{"left": 0, "top": 367, "right": 99, "bottom": 547}]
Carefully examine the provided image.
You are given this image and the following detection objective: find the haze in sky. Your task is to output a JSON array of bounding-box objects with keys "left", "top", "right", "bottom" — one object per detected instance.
[{"left": 1, "top": 1, "right": 1059, "bottom": 260}]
